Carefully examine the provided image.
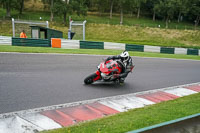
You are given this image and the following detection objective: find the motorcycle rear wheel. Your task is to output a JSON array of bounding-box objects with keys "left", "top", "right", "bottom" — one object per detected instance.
[{"left": 84, "top": 73, "right": 97, "bottom": 84}]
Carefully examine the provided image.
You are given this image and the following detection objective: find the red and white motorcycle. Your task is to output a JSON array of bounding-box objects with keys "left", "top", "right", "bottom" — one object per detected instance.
[{"left": 84, "top": 59, "right": 134, "bottom": 84}]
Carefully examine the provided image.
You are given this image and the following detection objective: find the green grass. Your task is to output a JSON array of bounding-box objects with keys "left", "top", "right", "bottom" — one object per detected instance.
[
  {"left": 41, "top": 93, "right": 200, "bottom": 133},
  {"left": 0, "top": 45, "right": 200, "bottom": 60},
  {"left": 85, "top": 24, "right": 200, "bottom": 49},
  {"left": 1, "top": 8, "right": 200, "bottom": 49}
]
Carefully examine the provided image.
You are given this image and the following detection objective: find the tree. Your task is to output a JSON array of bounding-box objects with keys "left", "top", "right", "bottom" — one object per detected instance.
[
  {"left": 72, "top": 0, "right": 88, "bottom": 16},
  {"left": 50, "top": 0, "right": 54, "bottom": 21},
  {"left": 134, "top": 0, "right": 146, "bottom": 19},
  {"left": 188, "top": 0, "right": 200, "bottom": 28},
  {"left": 117, "top": 0, "right": 127, "bottom": 25},
  {"left": 53, "top": 0, "right": 87, "bottom": 25},
  {"left": 18, "top": 0, "right": 24, "bottom": 14},
  {"left": 145, "top": 0, "right": 160, "bottom": 21},
  {"left": 53, "top": 0, "right": 70, "bottom": 24},
  {"left": 97, "top": 0, "right": 108, "bottom": 15},
  {"left": 154, "top": 0, "right": 176, "bottom": 28},
  {"left": 175, "top": 0, "right": 188, "bottom": 23},
  {"left": 0, "top": 0, "right": 17, "bottom": 17},
  {"left": 42, "top": 0, "right": 55, "bottom": 21},
  {"left": 109, "top": 0, "right": 114, "bottom": 19}
]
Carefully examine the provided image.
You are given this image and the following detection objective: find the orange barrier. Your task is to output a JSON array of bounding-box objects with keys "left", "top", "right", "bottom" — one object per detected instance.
[{"left": 52, "top": 38, "right": 61, "bottom": 48}]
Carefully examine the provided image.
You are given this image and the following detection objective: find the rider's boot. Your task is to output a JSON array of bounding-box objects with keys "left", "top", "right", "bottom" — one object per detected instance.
[{"left": 119, "top": 78, "right": 125, "bottom": 85}]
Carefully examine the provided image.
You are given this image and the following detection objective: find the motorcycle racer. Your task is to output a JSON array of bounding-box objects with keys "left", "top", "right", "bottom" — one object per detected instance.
[{"left": 105, "top": 51, "right": 134, "bottom": 84}]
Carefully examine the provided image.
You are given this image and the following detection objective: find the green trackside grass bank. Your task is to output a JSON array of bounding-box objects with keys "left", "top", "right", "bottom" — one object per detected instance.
[
  {"left": 1, "top": 8, "right": 200, "bottom": 49},
  {"left": 0, "top": 45, "right": 200, "bottom": 60},
  {"left": 41, "top": 93, "right": 200, "bottom": 133}
]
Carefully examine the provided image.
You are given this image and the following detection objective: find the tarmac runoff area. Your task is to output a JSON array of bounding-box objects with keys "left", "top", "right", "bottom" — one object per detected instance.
[{"left": 0, "top": 82, "right": 200, "bottom": 133}]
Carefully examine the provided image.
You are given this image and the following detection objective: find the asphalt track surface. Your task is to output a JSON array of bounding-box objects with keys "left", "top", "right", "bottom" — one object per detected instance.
[{"left": 0, "top": 53, "right": 200, "bottom": 114}]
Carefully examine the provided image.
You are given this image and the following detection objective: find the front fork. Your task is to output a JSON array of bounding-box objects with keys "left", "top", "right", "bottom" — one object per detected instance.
[{"left": 93, "top": 70, "right": 101, "bottom": 81}]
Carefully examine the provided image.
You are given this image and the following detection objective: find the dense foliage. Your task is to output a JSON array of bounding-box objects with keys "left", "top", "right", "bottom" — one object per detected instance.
[{"left": 0, "top": 0, "right": 199, "bottom": 27}]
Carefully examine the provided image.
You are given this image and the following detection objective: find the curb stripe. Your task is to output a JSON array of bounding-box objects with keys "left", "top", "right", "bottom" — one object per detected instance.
[
  {"left": 100, "top": 96, "right": 155, "bottom": 112},
  {"left": 0, "top": 116, "right": 42, "bottom": 133},
  {"left": 184, "top": 85, "right": 200, "bottom": 92},
  {"left": 88, "top": 102, "right": 119, "bottom": 115},
  {"left": 58, "top": 104, "right": 103, "bottom": 122},
  {"left": 41, "top": 110, "right": 75, "bottom": 126},
  {"left": 163, "top": 88, "right": 198, "bottom": 97},
  {"left": 99, "top": 100, "right": 129, "bottom": 112},
  {"left": 19, "top": 113, "right": 61, "bottom": 130},
  {"left": 137, "top": 91, "right": 179, "bottom": 103}
]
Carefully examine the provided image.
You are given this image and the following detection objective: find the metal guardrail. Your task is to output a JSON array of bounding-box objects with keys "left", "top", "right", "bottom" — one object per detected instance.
[
  {"left": 0, "top": 36, "right": 11, "bottom": 45},
  {"left": 127, "top": 113, "right": 200, "bottom": 133}
]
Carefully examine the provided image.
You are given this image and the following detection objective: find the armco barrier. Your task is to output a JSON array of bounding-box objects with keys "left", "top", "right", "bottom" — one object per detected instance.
[
  {"left": 104, "top": 42, "right": 125, "bottom": 50},
  {"left": 187, "top": 48, "right": 199, "bottom": 55},
  {"left": 160, "top": 47, "right": 175, "bottom": 54},
  {"left": 61, "top": 39, "right": 79, "bottom": 49},
  {"left": 0, "top": 36, "right": 199, "bottom": 56},
  {"left": 12, "top": 37, "right": 51, "bottom": 47},
  {"left": 126, "top": 44, "right": 144, "bottom": 52},
  {"left": 57, "top": 39, "right": 199, "bottom": 56},
  {"left": 127, "top": 113, "right": 200, "bottom": 133},
  {"left": 0, "top": 36, "right": 11, "bottom": 45},
  {"left": 80, "top": 41, "right": 104, "bottom": 49},
  {"left": 5, "top": 37, "right": 194, "bottom": 56},
  {"left": 144, "top": 45, "right": 160, "bottom": 53},
  {"left": 174, "top": 48, "right": 187, "bottom": 55}
]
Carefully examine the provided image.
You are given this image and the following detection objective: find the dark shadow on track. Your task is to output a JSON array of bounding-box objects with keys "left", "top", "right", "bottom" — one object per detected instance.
[{"left": 83, "top": 82, "right": 133, "bottom": 90}]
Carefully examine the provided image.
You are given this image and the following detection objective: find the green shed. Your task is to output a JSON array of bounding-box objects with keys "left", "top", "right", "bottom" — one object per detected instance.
[{"left": 30, "top": 26, "right": 63, "bottom": 40}]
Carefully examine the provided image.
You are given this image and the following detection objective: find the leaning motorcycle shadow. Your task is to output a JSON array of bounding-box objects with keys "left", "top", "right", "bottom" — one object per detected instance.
[{"left": 84, "top": 81, "right": 131, "bottom": 89}]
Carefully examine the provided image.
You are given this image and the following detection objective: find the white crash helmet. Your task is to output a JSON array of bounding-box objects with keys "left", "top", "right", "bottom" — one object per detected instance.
[{"left": 120, "top": 51, "right": 129, "bottom": 62}]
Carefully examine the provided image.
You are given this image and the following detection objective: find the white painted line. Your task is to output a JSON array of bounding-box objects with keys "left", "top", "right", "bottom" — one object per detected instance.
[
  {"left": 19, "top": 113, "right": 61, "bottom": 130},
  {"left": 164, "top": 88, "right": 197, "bottom": 97},
  {"left": 0, "top": 116, "right": 42, "bottom": 133}
]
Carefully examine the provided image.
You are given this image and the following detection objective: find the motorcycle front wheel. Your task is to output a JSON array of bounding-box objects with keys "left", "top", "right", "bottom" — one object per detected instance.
[{"left": 84, "top": 73, "right": 98, "bottom": 85}]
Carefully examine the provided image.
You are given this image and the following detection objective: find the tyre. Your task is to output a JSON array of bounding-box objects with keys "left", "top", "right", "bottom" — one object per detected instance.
[{"left": 84, "top": 73, "right": 97, "bottom": 85}]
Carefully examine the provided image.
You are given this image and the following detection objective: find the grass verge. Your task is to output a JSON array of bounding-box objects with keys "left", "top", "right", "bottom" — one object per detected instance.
[
  {"left": 0, "top": 45, "right": 200, "bottom": 60},
  {"left": 42, "top": 93, "right": 200, "bottom": 133},
  {"left": 1, "top": 8, "right": 200, "bottom": 49}
]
